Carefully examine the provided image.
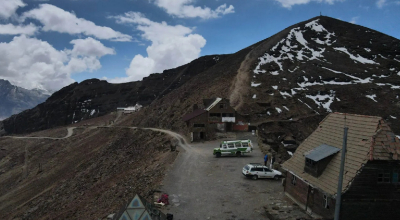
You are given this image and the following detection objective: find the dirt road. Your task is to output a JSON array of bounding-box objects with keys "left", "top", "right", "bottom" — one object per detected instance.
[
  {"left": 2, "top": 127, "right": 77, "bottom": 140},
  {"left": 161, "top": 133, "right": 285, "bottom": 220}
]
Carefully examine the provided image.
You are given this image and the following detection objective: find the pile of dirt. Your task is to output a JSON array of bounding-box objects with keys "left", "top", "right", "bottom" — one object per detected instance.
[{"left": 0, "top": 124, "right": 178, "bottom": 220}]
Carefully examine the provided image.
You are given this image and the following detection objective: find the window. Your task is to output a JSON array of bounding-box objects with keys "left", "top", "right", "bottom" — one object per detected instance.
[
  {"left": 323, "top": 194, "right": 329, "bottom": 209},
  {"left": 291, "top": 175, "right": 296, "bottom": 185},
  {"left": 222, "top": 144, "right": 227, "bottom": 149},
  {"left": 219, "top": 103, "right": 225, "bottom": 109},
  {"left": 222, "top": 113, "right": 234, "bottom": 117},
  {"left": 193, "top": 124, "right": 205, "bottom": 127},
  {"left": 393, "top": 171, "right": 399, "bottom": 183},
  {"left": 264, "top": 168, "right": 271, "bottom": 172},
  {"left": 209, "top": 113, "right": 221, "bottom": 117},
  {"left": 234, "top": 142, "right": 242, "bottom": 148},
  {"left": 252, "top": 167, "right": 263, "bottom": 172},
  {"left": 378, "top": 170, "right": 391, "bottom": 183},
  {"left": 228, "top": 143, "right": 235, "bottom": 148},
  {"left": 242, "top": 143, "right": 249, "bottom": 147}
]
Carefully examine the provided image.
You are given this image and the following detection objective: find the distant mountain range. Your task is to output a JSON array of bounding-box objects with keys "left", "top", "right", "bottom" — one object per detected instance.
[
  {"left": 1, "top": 16, "right": 399, "bottom": 136},
  {"left": 0, "top": 79, "right": 49, "bottom": 121}
]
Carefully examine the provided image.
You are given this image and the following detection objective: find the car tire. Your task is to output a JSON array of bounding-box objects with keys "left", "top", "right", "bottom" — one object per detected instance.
[
  {"left": 236, "top": 151, "right": 241, "bottom": 157},
  {"left": 274, "top": 175, "right": 279, "bottom": 180},
  {"left": 252, "top": 175, "right": 258, "bottom": 180},
  {"left": 216, "top": 152, "right": 221, "bottom": 158}
]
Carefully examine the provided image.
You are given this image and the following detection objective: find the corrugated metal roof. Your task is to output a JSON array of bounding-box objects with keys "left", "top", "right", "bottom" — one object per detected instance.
[
  {"left": 205, "top": 97, "right": 222, "bottom": 111},
  {"left": 282, "top": 112, "right": 400, "bottom": 196},
  {"left": 305, "top": 144, "right": 340, "bottom": 161}
]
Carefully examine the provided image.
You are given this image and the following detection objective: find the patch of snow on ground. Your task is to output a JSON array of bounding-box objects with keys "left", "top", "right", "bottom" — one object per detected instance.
[
  {"left": 378, "top": 54, "right": 388, "bottom": 59},
  {"left": 336, "top": 97, "right": 341, "bottom": 101},
  {"left": 297, "top": 81, "right": 324, "bottom": 88},
  {"left": 288, "top": 67, "right": 299, "bottom": 73},
  {"left": 251, "top": 82, "right": 261, "bottom": 87},
  {"left": 272, "top": 86, "right": 278, "bottom": 89},
  {"left": 313, "top": 38, "right": 325, "bottom": 44},
  {"left": 321, "top": 67, "right": 373, "bottom": 84},
  {"left": 390, "top": 115, "right": 397, "bottom": 119},
  {"left": 390, "top": 68, "right": 395, "bottom": 71},
  {"left": 372, "top": 74, "right": 389, "bottom": 78},
  {"left": 334, "top": 47, "right": 378, "bottom": 64},
  {"left": 291, "top": 89, "right": 297, "bottom": 95},
  {"left": 364, "top": 48, "right": 371, "bottom": 52},
  {"left": 287, "top": 151, "right": 293, "bottom": 156},
  {"left": 270, "top": 71, "right": 280, "bottom": 75},
  {"left": 253, "top": 53, "right": 283, "bottom": 74},
  {"left": 291, "top": 28, "right": 308, "bottom": 47},
  {"left": 398, "top": 71, "right": 400, "bottom": 76},
  {"left": 270, "top": 93, "right": 274, "bottom": 96},
  {"left": 375, "top": 83, "right": 400, "bottom": 89},
  {"left": 305, "top": 93, "right": 335, "bottom": 112},
  {"left": 366, "top": 94, "right": 378, "bottom": 102},
  {"left": 283, "top": 106, "right": 289, "bottom": 111},
  {"left": 395, "top": 58, "right": 400, "bottom": 63},
  {"left": 90, "top": 109, "right": 96, "bottom": 116},
  {"left": 280, "top": 91, "right": 292, "bottom": 98},
  {"left": 267, "top": 111, "right": 271, "bottom": 115},
  {"left": 271, "top": 39, "right": 285, "bottom": 51},
  {"left": 252, "top": 94, "right": 256, "bottom": 99},
  {"left": 275, "top": 107, "right": 282, "bottom": 113},
  {"left": 305, "top": 19, "right": 326, "bottom": 32}
]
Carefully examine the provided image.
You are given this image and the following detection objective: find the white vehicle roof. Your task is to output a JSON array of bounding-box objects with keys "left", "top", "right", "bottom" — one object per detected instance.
[{"left": 221, "top": 139, "right": 252, "bottom": 144}]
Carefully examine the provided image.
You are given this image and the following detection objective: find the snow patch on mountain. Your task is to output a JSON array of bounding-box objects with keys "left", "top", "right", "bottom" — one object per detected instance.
[
  {"left": 334, "top": 47, "right": 378, "bottom": 64},
  {"left": 253, "top": 19, "right": 333, "bottom": 76},
  {"left": 366, "top": 94, "right": 378, "bottom": 102}
]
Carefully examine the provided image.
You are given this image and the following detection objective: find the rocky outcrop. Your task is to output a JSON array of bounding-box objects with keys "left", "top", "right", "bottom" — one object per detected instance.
[{"left": 0, "top": 79, "right": 49, "bottom": 121}]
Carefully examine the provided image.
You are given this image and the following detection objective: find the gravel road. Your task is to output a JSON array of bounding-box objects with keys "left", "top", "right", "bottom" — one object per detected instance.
[{"left": 161, "top": 133, "right": 284, "bottom": 220}]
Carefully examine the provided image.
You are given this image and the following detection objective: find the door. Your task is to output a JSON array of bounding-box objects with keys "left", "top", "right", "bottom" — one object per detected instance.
[
  {"left": 253, "top": 167, "right": 264, "bottom": 178},
  {"left": 263, "top": 168, "right": 274, "bottom": 178}
]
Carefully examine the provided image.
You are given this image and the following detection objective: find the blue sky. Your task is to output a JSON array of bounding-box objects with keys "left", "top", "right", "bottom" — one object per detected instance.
[{"left": 0, "top": 0, "right": 399, "bottom": 92}]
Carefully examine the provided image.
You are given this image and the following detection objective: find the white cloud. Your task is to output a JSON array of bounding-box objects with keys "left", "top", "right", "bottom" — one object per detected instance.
[
  {"left": 273, "top": 0, "right": 343, "bottom": 8},
  {"left": 0, "top": 0, "right": 26, "bottom": 19},
  {"left": 350, "top": 16, "right": 359, "bottom": 24},
  {"left": 20, "top": 4, "right": 132, "bottom": 42},
  {"left": 0, "top": 36, "right": 115, "bottom": 92},
  {"left": 109, "top": 12, "right": 206, "bottom": 83},
  {"left": 376, "top": 0, "right": 386, "bottom": 8},
  {"left": 153, "top": 0, "right": 234, "bottom": 19},
  {"left": 69, "top": 37, "right": 115, "bottom": 57},
  {"left": 0, "top": 23, "right": 38, "bottom": 36}
]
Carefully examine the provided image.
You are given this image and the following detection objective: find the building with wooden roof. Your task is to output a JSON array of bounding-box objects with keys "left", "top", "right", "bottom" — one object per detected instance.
[
  {"left": 182, "top": 98, "right": 249, "bottom": 142},
  {"left": 282, "top": 112, "right": 400, "bottom": 220}
]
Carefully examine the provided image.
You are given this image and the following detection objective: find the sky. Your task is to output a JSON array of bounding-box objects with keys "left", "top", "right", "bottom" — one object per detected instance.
[{"left": 0, "top": 0, "right": 399, "bottom": 92}]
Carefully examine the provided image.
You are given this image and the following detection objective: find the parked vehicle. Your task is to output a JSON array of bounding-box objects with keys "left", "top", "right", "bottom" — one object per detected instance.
[
  {"left": 213, "top": 139, "right": 253, "bottom": 157},
  {"left": 242, "top": 163, "right": 282, "bottom": 180}
]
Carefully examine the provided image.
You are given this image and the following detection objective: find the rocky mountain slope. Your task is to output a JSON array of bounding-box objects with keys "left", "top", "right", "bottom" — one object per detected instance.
[
  {"left": 129, "top": 16, "right": 400, "bottom": 137},
  {"left": 0, "top": 79, "right": 49, "bottom": 121},
  {"left": 0, "top": 55, "right": 228, "bottom": 134},
  {"left": 2, "top": 16, "right": 400, "bottom": 139}
]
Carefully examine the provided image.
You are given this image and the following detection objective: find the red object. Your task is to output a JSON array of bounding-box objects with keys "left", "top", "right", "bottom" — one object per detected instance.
[{"left": 158, "top": 193, "right": 169, "bottom": 205}]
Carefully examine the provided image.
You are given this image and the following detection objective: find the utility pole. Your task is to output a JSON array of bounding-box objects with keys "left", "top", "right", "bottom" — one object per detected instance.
[{"left": 334, "top": 126, "right": 348, "bottom": 220}]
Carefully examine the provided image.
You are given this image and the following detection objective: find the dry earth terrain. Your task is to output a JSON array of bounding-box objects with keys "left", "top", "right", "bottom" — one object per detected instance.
[{"left": 0, "top": 113, "right": 180, "bottom": 220}]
